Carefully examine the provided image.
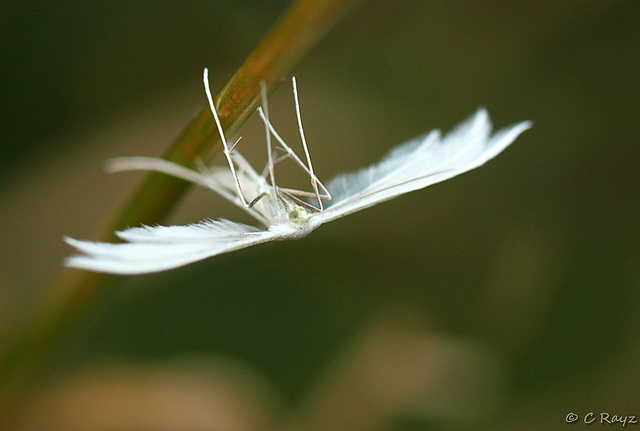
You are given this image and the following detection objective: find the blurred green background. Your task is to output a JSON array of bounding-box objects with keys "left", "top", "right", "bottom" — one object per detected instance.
[{"left": 1, "top": 1, "right": 638, "bottom": 430}]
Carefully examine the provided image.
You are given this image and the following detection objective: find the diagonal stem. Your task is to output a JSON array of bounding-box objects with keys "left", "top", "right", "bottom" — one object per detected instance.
[{"left": 0, "top": 0, "right": 362, "bottom": 415}]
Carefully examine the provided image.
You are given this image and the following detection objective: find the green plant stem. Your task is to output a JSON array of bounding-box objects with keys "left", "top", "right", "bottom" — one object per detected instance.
[{"left": 0, "top": 0, "right": 361, "bottom": 415}]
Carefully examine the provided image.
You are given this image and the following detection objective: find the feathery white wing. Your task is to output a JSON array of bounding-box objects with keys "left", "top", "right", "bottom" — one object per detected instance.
[
  {"left": 64, "top": 68, "right": 532, "bottom": 276},
  {"left": 312, "top": 109, "right": 532, "bottom": 224},
  {"left": 107, "top": 156, "right": 273, "bottom": 226},
  {"left": 64, "top": 219, "right": 284, "bottom": 275}
]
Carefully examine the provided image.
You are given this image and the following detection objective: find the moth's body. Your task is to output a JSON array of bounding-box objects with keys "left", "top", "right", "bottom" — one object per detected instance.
[
  {"left": 202, "top": 149, "right": 319, "bottom": 238},
  {"left": 270, "top": 216, "right": 316, "bottom": 240},
  {"left": 64, "top": 69, "right": 531, "bottom": 275},
  {"left": 256, "top": 193, "right": 317, "bottom": 240}
]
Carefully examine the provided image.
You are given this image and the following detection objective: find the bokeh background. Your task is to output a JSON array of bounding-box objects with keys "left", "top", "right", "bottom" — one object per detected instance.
[{"left": 1, "top": 1, "right": 638, "bottom": 430}]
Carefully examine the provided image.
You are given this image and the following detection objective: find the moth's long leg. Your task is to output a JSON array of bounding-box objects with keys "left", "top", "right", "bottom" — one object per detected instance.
[
  {"left": 280, "top": 189, "right": 323, "bottom": 212},
  {"left": 196, "top": 156, "right": 270, "bottom": 221},
  {"left": 291, "top": 77, "right": 324, "bottom": 210},
  {"left": 256, "top": 107, "right": 331, "bottom": 201},
  {"left": 248, "top": 192, "right": 267, "bottom": 208},
  {"left": 259, "top": 81, "right": 278, "bottom": 197},
  {"left": 229, "top": 136, "right": 242, "bottom": 152},
  {"left": 279, "top": 187, "right": 331, "bottom": 200},
  {"left": 279, "top": 187, "right": 332, "bottom": 212},
  {"left": 203, "top": 68, "right": 251, "bottom": 208}
]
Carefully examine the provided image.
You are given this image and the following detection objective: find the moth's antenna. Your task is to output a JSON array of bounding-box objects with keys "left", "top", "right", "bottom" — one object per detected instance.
[
  {"left": 260, "top": 81, "right": 278, "bottom": 196},
  {"left": 291, "top": 77, "right": 323, "bottom": 210},
  {"left": 203, "top": 68, "right": 249, "bottom": 207}
]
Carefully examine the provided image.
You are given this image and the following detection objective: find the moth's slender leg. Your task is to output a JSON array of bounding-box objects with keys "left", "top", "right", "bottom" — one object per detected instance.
[
  {"left": 229, "top": 136, "right": 242, "bottom": 152},
  {"left": 256, "top": 108, "right": 331, "bottom": 200},
  {"left": 194, "top": 157, "right": 249, "bottom": 206},
  {"left": 248, "top": 192, "right": 267, "bottom": 208},
  {"left": 291, "top": 77, "right": 323, "bottom": 210},
  {"left": 203, "top": 68, "right": 250, "bottom": 208},
  {"left": 279, "top": 187, "right": 331, "bottom": 200},
  {"left": 229, "top": 151, "right": 271, "bottom": 209},
  {"left": 259, "top": 81, "right": 279, "bottom": 198},
  {"left": 279, "top": 187, "right": 331, "bottom": 212},
  {"left": 196, "top": 156, "right": 266, "bottom": 213},
  {"left": 280, "top": 189, "right": 323, "bottom": 212}
]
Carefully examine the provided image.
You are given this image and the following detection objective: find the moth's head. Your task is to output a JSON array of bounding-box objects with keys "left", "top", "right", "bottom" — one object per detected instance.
[{"left": 288, "top": 205, "right": 312, "bottom": 224}]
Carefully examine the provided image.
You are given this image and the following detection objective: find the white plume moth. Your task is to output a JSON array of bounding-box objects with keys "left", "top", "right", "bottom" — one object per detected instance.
[{"left": 64, "top": 69, "right": 531, "bottom": 275}]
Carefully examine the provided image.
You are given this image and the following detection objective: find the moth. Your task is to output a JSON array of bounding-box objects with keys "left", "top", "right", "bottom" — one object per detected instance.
[{"left": 64, "top": 69, "right": 531, "bottom": 275}]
